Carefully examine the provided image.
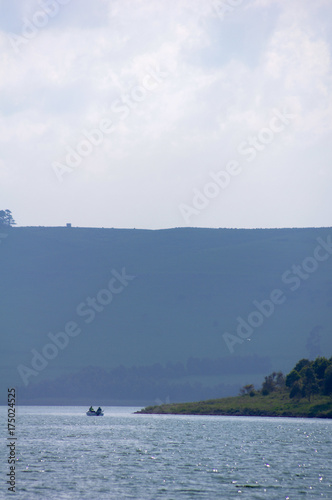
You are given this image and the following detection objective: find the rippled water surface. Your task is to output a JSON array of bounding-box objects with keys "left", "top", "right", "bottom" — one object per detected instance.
[{"left": 1, "top": 406, "right": 331, "bottom": 499}]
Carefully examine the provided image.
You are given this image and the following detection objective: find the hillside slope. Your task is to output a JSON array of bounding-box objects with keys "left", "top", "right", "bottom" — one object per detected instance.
[{"left": 1, "top": 226, "right": 331, "bottom": 403}]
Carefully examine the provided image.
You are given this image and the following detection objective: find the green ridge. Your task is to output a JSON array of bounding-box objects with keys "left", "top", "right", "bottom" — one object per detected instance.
[
  {"left": 136, "top": 392, "right": 332, "bottom": 418},
  {"left": 137, "top": 356, "right": 332, "bottom": 418}
]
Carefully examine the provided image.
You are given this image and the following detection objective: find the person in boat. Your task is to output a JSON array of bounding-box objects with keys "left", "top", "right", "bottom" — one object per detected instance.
[
  {"left": 89, "top": 406, "right": 95, "bottom": 413},
  {"left": 96, "top": 407, "right": 102, "bottom": 415}
]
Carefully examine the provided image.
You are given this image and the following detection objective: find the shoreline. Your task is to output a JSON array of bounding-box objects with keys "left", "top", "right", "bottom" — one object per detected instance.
[{"left": 136, "top": 392, "right": 332, "bottom": 419}]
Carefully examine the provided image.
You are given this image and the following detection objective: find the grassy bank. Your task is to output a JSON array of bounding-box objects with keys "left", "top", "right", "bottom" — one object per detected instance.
[{"left": 136, "top": 392, "right": 332, "bottom": 418}]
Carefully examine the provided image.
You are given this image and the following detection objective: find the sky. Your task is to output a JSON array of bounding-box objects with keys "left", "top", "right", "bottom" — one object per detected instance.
[{"left": 0, "top": 0, "right": 331, "bottom": 229}]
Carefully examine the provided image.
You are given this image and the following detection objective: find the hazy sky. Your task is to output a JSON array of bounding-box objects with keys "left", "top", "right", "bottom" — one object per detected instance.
[{"left": 1, "top": 0, "right": 331, "bottom": 229}]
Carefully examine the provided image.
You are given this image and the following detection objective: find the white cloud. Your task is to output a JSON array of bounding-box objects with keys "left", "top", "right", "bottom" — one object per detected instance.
[{"left": 0, "top": 0, "right": 331, "bottom": 228}]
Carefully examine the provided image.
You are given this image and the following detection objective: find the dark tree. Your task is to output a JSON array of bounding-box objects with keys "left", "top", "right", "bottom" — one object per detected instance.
[
  {"left": 261, "top": 371, "right": 284, "bottom": 394},
  {"left": 239, "top": 384, "right": 254, "bottom": 395},
  {"left": 285, "top": 369, "right": 300, "bottom": 388},
  {"left": 300, "top": 366, "right": 319, "bottom": 402},
  {"left": 289, "top": 381, "right": 302, "bottom": 400},
  {"left": 323, "top": 365, "right": 332, "bottom": 396},
  {"left": 293, "top": 359, "right": 310, "bottom": 373},
  {"left": 275, "top": 371, "right": 285, "bottom": 389},
  {"left": 312, "top": 357, "right": 329, "bottom": 382},
  {"left": 0, "top": 209, "right": 16, "bottom": 227}
]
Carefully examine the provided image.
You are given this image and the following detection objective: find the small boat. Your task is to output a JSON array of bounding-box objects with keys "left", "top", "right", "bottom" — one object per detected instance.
[{"left": 86, "top": 407, "right": 104, "bottom": 416}]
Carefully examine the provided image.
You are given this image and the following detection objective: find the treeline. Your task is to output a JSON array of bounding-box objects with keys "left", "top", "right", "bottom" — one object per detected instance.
[
  {"left": 18, "top": 354, "right": 270, "bottom": 404},
  {"left": 285, "top": 357, "right": 332, "bottom": 401},
  {"left": 240, "top": 356, "right": 332, "bottom": 402}
]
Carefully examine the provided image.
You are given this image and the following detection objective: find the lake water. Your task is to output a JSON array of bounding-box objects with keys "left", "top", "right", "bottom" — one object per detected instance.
[{"left": 1, "top": 406, "right": 331, "bottom": 499}]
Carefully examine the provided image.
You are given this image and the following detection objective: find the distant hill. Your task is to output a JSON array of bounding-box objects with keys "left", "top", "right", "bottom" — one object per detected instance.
[{"left": 1, "top": 226, "right": 332, "bottom": 404}]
